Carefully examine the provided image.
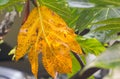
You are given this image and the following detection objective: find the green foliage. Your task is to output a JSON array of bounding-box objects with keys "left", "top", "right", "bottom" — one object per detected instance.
[
  {"left": 75, "top": 8, "right": 99, "bottom": 33},
  {"left": 92, "top": 18, "right": 120, "bottom": 24},
  {"left": 0, "top": 0, "right": 24, "bottom": 12},
  {"left": 76, "top": 36, "right": 106, "bottom": 55},
  {"left": 67, "top": 8, "right": 82, "bottom": 28},
  {"left": 79, "top": 8, "right": 120, "bottom": 43},
  {"left": 74, "top": 8, "right": 120, "bottom": 36},
  {"left": 89, "top": 0, "right": 120, "bottom": 7},
  {"left": 90, "top": 17, "right": 120, "bottom": 43},
  {"left": 94, "top": 24, "right": 120, "bottom": 31},
  {"left": 76, "top": 8, "right": 120, "bottom": 32},
  {"left": 82, "top": 44, "right": 120, "bottom": 72},
  {"left": 40, "top": 0, "right": 70, "bottom": 17},
  {"left": 92, "top": 18, "right": 120, "bottom": 32},
  {"left": 14, "top": 3, "right": 24, "bottom": 13}
]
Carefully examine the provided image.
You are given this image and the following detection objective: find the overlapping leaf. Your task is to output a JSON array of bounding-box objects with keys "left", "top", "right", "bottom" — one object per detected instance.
[
  {"left": 76, "top": 36, "right": 106, "bottom": 55},
  {"left": 92, "top": 18, "right": 120, "bottom": 31},
  {"left": 89, "top": 0, "right": 120, "bottom": 7},
  {"left": 81, "top": 44, "right": 120, "bottom": 74},
  {"left": 15, "top": 6, "right": 82, "bottom": 78}
]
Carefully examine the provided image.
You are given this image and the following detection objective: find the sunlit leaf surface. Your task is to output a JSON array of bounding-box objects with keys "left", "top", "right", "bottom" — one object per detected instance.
[{"left": 76, "top": 36, "right": 105, "bottom": 55}]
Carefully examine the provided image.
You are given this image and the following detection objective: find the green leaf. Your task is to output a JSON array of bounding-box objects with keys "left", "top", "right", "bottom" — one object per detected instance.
[
  {"left": 83, "top": 44, "right": 120, "bottom": 71},
  {"left": 75, "top": 8, "right": 100, "bottom": 33},
  {"left": 96, "top": 8, "right": 120, "bottom": 21},
  {"left": 67, "top": 8, "right": 82, "bottom": 28},
  {"left": 76, "top": 7, "right": 120, "bottom": 33},
  {"left": 83, "top": 8, "right": 120, "bottom": 43},
  {"left": 76, "top": 36, "right": 106, "bottom": 55},
  {"left": 94, "top": 24, "right": 120, "bottom": 31},
  {"left": 15, "top": 3, "right": 24, "bottom": 13},
  {"left": 92, "top": 18, "right": 120, "bottom": 24},
  {"left": 80, "top": 44, "right": 120, "bottom": 76},
  {"left": 0, "top": 0, "right": 9, "bottom": 5},
  {"left": 92, "top": 18, "right": 120, "bottom": 32},
  {"left": 89, "top": 0, "right": 120, "bottom": 7}
]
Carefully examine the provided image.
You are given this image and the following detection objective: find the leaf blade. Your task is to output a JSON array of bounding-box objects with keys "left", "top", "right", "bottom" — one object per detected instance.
[{"left": 15, "top": 6, "right": 82, "bottom": 78}]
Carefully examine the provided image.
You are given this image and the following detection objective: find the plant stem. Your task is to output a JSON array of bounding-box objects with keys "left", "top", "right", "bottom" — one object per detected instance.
[
  {"left": 75, "top": 29, "right": 90, "bottom": 36},
  {"left": 71, "top": 52, "right": 101, "bottom": 79},
  {"left": 70, "top": 67, "right": 100, "bottom": 79},
  {"left": 72, "top": 52, "right": 85, "bottom": 68},
  {"left": 22, "top": 0, "right": 30, "bottom": 24}
]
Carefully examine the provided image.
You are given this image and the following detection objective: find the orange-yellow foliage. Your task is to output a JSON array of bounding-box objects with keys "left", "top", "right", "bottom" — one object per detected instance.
[{"left": 15, "top": 6, "right": 82, "bottom": 78}]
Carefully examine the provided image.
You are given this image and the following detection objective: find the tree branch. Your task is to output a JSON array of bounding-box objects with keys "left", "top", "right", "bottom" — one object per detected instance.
[
  {"left": 22, "top": 0, "right": 30, "bottom": 24},
  {"left": 71, "top": 52, "right": 101, "bottom": 79},
  {"left": 70, "top": 67, "right": 100, "bottom": 79}
]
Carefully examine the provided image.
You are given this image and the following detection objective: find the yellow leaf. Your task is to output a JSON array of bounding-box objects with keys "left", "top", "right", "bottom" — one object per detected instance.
[
  {"left": 15, "top": 7, "right": 39, "bottom": 61},
  {"left": 28, "top": 46, "right": 38, "bottom": 78},
  {"left": 15, "top": 6, "right": 82, "bottom": 78}
]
